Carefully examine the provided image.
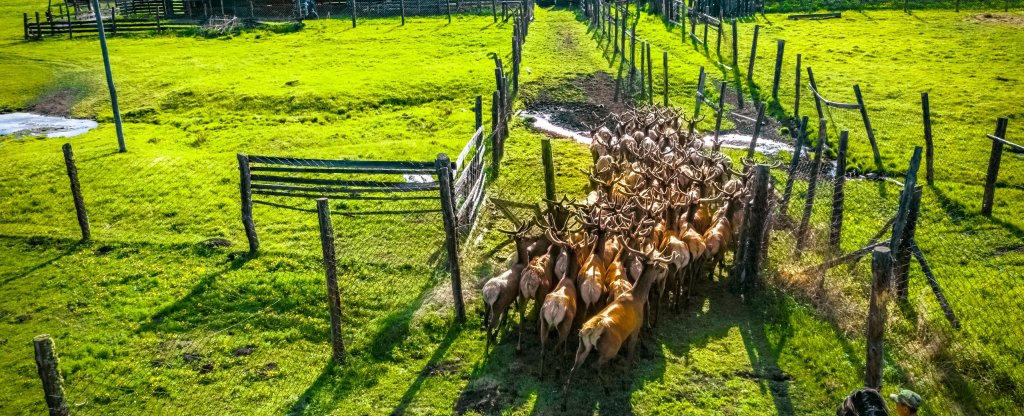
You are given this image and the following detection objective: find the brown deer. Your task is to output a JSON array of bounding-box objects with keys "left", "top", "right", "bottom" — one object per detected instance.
[
  {"left": 562, "top": 245, "right": 670, "bottom": 410},
  {"left": 539, "top": 228, "right": 593, "bottom": 378},
  {"left": 482, "top": 223, "right": 534, "bottom": 353}
]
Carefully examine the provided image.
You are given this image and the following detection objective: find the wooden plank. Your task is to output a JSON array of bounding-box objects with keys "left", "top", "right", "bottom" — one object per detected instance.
[
  {"left": 455, "top": 126, "right": 485, "bottom": 172},
  {"left": 250, "top": 182, "right": 440, "bottom": 194},
  {"left": 248, "top": 155, "right": 436, "bottom": 171},
  {"left": 252, "top": 190, "right": 437, "bottom": 201},
  {"left": 249, "top": 166, "right": 428, "bottom": 175},
  {"left": 787, "top": 12, "right": 841, "bottom": 19},
  {"left": 986, "top": 133, "right": 1023, "bottom": 152}
]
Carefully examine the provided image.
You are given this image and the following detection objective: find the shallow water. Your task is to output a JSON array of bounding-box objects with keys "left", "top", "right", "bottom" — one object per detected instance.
[
  {"left": 521, "top": 111, "right": 592, "bottom": 144},
  {"left": 0, "top": 112, "right": 98, "bottom": 138}
]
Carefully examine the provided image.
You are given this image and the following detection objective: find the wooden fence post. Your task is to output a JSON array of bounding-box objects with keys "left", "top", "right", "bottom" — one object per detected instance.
[
  {"left": 33, "top": 335, "right": 69, "bottom": 416},
  {"left": 796, "top": 118, "right": 826, "bottom": 253},
  {"left": 794, "top": 53, "right": 802, "bottom": 119},
  {"left": 62, "top": 144, "right": 90, "bottom": 242},
  {"left": 731, "top": 18, "right": 738, "bottom": 68},
  {"left": 806, "top": 66, "right": 824, "bottom": 120},
  {"left": 771, "top": 40, "right": 784, "bottom": 102},
  {"left": 492, "top": 0, "right": 497, "bottom": 22},
  {"left": 647, "top": 43, "right": 653, "bottom": 105},
  {"left": 639, "top": 41, "right": 646, "bottom": 100},
  {"left": 921, "top": 92, "right": 933, "bottom": 186},
  {"left": 713, "top": 81, "right": 726, "bottom": 150},
  {"left": 436, "top": 154, "right": 466, "bottom": 323},
  {"left": 694, "top": 66, "right": 706, "bottom": 119},
  {"left": 490, "top": 90, "right": 501, "bottom": 171},
  {"left": 446, "top": 0, "right": 451, "bottom": 23},
  {"left": 91, "top": 0, "right": 126, "bottom": 153},
  {"left": 746, "top": 101, "right": 767, "bottom": 158},
  {"left": 981, "top": 117, "right": 1008, "bottom": 217},
  {"left": 730, "top": 164, "right": 770, "bottom": 294},
  {"left": 316, "top": 198, "right": 346, "bottom": 363},
  {"left": 400, "top": 0, "right": 405, "bottom": 24},
  {"left": 890, "top": 146, "right": 923, "bottom": 256},
  {"left": 780, "top": 116, "right": 808, "bottom": 217},
  {"left": 865, "top": 246, "right": 892, "bottom": 391},
  {"left": 475, "top": 95, "right": 483, "bottom": 131},
  {"left": 716, "top": 21, "right": 722, "bottom": 55},
  {"left": 747, "top": 24, "right": 759, "bottom": 82},
  {"left": 541, "top": 137, "right": 556, "bottom": 203},
  {"left": 24, "top": 13, "right": 29, "bottom": 39},
  {"left": 894, "top": 186, "right": 921, "bottom": 301},
  {"left": 853, "top": 84, "right": 883, "bottom": 172},
  {"left": 351, "top": 0, "right": 357, "bottom": 27},
  {"left": 829, "top": 131, "right": 848, "bottom": 253},
  {"left": 237, "top": 153, "right": 259, "bottom": 253},
  {"left": 663, "top": 51, "right": 669, "bottom": 106}
]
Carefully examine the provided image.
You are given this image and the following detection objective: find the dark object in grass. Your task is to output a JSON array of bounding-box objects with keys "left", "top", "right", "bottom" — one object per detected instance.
[
  {"left": 200, "top": 237, "right": 231, "bottom": 248},
  {"left": 183, "top": 353, "right": 202, "bottom": 363},
  {"left": 232, "top": 346, "right": 255, "bottom": 357},
  {"left": 788, "top": 12, "right": 842, "bottom": 20},
  {"left": 836, "top": 388, "right": 889, "bottom": 416},
  {"left": 199, "top": 363, "right": 215, "bottom": 374},
  {"left": 454, "top": 383, "right": 503, "bottom": 415},
  {"left": 95, "top": 245, "right": 114, "bottom": 255}
]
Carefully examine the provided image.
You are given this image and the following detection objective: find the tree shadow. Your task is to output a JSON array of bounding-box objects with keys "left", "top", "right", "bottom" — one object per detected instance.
[{"left": 0, "top": 236, "right": 84, "bottom": 287}]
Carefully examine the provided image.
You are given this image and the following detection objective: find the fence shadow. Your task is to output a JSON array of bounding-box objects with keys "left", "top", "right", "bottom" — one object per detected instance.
[{"left": 0, "top": 235, "right": 84, "bottom": 288}]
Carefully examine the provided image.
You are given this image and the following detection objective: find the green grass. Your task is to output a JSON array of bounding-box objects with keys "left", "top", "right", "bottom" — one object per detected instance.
[{"left": 1, "top": 4, "right": 1022, "bottom": 415}]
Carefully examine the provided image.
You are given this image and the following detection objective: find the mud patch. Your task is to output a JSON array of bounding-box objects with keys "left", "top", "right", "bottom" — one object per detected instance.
[
  {"left": 453, "top": 380, "right": 511, "bottom": 415},
  {"left": 420, "top": 358, "right": 461, "bottom": 377},
  {"left": 526, "top": 71, "right": 627, "bottom": 132},
  {"left": 968, "top": 13, "right": 1024, "bottom": 26},
  {"left": 27, "top": 87, "right": 83, "bottom": 117}
]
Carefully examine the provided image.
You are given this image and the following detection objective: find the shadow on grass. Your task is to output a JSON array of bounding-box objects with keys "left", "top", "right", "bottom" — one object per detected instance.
[
  {"left": 931, "top": 184, "right": 1024, "bottom": 239},
  {"left": 0, "top": 235, "right": 85, "bottom": 287}
]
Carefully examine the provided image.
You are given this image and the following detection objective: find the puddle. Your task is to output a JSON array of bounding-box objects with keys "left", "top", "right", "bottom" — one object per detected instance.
[
  {"left": 403, "top": 174, "right": 433, "bottom": 183},
  {"left": 702, "top": 133, "right": 794, "bottom": 156},
  {"left": 0, "top": 113, "right": 98, "bottom": 138},
  {"left": 522, "top": 111, "right": 593, "bottom": 144}
]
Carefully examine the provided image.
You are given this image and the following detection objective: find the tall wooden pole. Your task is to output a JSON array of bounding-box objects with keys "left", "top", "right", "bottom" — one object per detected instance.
[
  {"left": 91, "top": 0, "right": 126, "bottom": 153},
  {"left": 316, "top": 198, "right": 347, "bottom": 363}
]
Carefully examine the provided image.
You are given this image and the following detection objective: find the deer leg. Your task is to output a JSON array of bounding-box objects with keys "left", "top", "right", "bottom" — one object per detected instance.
[
  {"left": 516, "top": 300, "right": 527, "bottom": 354},
  {"left": 562, "top": 340, "right": 591, "bottom": 412},
  {"left": 539, "top": 318, "right": 548, "bottom": 378}
]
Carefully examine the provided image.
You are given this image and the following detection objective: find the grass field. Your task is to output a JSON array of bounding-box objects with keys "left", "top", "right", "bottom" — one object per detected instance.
[{"left": 0, "top": 3, "right": 1022, "bottom": 415}]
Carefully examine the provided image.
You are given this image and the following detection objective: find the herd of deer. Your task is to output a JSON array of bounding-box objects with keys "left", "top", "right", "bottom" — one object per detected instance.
[{"left": 481, "top": 107, "right": 773, "bottom": 407}]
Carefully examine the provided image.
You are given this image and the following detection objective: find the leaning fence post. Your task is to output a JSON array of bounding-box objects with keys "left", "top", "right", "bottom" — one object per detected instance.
[
  {"left": 771, "top": 39, "right": 784, "bottom": 102},
  {"left": 780, "top": 116, "right": 808, "bottom": 217},
  {"left": 62, "top": 144, "right": 90, "bottom": 242},
  {"left": 730, "top": 164, "right": 770, "bottom": 294},
  {"left": 436, "top": 154, "right": 466, "bottom": 323},
  {"left": 853, "top": 84, "right": 883, "bottom": 172},
  {"left": 237, "top": 153, "right": 259, "bottom": 253},
  {"left": 747, "top": 24, "right": 759, "bottom": 82},
  {"left": 731, "top": 18, "right": 738, "bottom": 68},
  {"left": 890, "top": 146, "right": 923, "bottom": 256},
  {"left": 316, "top": 198, "right": 347, "bottom": 363},
  {"left": 541, "top": 137, "right": 556, "bottom": 204},
  {"left": 894, "top": 186, "right": 921, "bottom": 301},
  {"left": 829, "top": 131, "right": 849, "bottom": 253},
  {"left": 34, "top": 335, "right": 69, "bottom": 416},
  {"left": 90, "top": 0, "right": 126, "bottom": 153},
  {"left": 865, "top": 246, "right": 893, "bottom": 391},
  {"left": 921, "top": 92, "right": 933, "bottom": 186},
  {"left": 646, "top": 43, "right": 653, "bottom": 105},
  {"left": 796, "top": 118, "right": 826, "bottom": 254},
  {"left": 981, "top": 117, "right": 1008, "bottom": 217},
  {"left": 746, "top": 101, "right": 767, "bottom": 158}
]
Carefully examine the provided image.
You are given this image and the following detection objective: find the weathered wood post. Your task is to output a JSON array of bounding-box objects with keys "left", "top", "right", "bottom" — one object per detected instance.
[
  {"left": 730, "top": 164, "right": 770, "bottom": 294},
  {"left": 853, "top": 84, "right": 883, "bottom": 172},
  {"left": 865, "top": 246, "right": 893, "bottom": 391},
  {"left": 475, "top": 95, "right": 483, "bottom": 132},
  {"left": 90, "top": 0, "right": 126, "bottom": 153},
  {"left": 351, "top": 0, "right": 357, "bottom": 27},
  {"left": 746, "top": 101, "right": 767, "bottom": 158},
  {"left": 747, "top": 24, "right": 759, "bottom": 82},
  {"left": 731, "top": 18, "right": 738, "bottom": 68},
  {"left": 639, "top": 41, "right": 646, "bottom": 100},
  {"left": 806, "top": 66, "right": 824, "bottom": 120},
  {"left": 663, "top": 51, "right": 669, "bottom": 106},
  {"left": 647, "top": 43, "right": 653, "bottom": 105},
  {"left": 24, "top": 13, "right": 29, "bottom": 40},
  {"left": 541, "top": 137, "right": 556, "bottom": 203},
  {"left": 713, "top": 81, "right": 726, "bottom": 150},
  {"left": 694, "top": 66, "right": 706, "bottom": 119},
  {"left": 981, "top": 117, "right": 1009, "bottom": 217},
  {"left": 490, "top": 90, "right": 501, "bottom": 171},
  {"left": 436, "top": 154, "right": 466, "bottom": 323},
  {"left": 771, "top": 40, "right": 784, "bottom": 102},
  {"left": 34, "top": 335, "right": 69, "bottom": 416},
  {"left": 446, "top": 0, "right": 451, "bottom": 23},
  {"left": 492, "top": 0, "right": 497, "bottom": 22},
  {"left": 62, "top": 144, "right": 90, "bottom": 242},
  {"left": 716, "top": 20, "right": 722, "bottom": 55},
  {"left": 890, "top": 146, "right": 923, "bottom": 258},
  {"left": 794, "top": 53, "right": 802, "bottom": 119},
  {"left": 316, "top": 198, "right": 346, "bottom": 363},
  {"left": 796, "top": 118, "right": 826, "bottom": 253},
  {"left": 894, "top": 186, "right": 921, "bottom": 301},
  {"left": 780, "top": 116, "right": 808, "bottom": 217},
  {"left": 629, "top": 29, "right": 637, "bottom": 96},
  {"left": 829, "top": 131, "right": 849, "bottom": 253},
  {"left": 400, "top": 0, "right": 405, "bottom": 24},
  {"left": 921, "top": 92, "right": 933, "bottom": 186},
  {"left": 237, "top": 153, "right": 259, "bottom": 253}
]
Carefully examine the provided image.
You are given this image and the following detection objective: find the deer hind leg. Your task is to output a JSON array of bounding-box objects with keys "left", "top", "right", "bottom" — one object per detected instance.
[
  {"left": 539, "top": 318, "right": 549, "bottom": 378},
  {"left": 562, "top": 339, "right": 592, "bottom": 411},
  {"left": 516, "top": 300, "right": 528, "bottom": 353}
]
